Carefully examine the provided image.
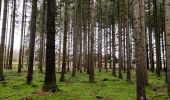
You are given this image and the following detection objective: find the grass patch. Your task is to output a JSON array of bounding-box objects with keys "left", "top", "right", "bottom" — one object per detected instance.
[{"left": 0, "top": 68, "right": 168, "bottom": 100}]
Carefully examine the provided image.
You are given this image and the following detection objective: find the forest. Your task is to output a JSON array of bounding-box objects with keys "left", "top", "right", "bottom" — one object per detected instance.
[{"left": 0, "top": 0, "right": 170, "bottom": 99}]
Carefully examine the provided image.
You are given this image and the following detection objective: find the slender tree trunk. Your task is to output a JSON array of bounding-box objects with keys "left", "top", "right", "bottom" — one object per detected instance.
[
  {"left": 98, "top": 0, "right": 102, "bottom": 72},
  {"left": 112, "top": 22, "right": 116, "bottom": 76},
  {"left": 123, "top": 26, "right": 126, "bottom": 73},
  {"left": 153, "top": 0, "right": 161, "bottom": 77},
  {"left": 118, "top": 0, "right": 123, "bottom": 79},
  {"left": 125, "top": 0, "right": 131, "bottom": 83},
  {"left": 3, "top": 2, "right": 10, "bottom": 68},
  {"left": 67, "top": 24, "right": 71, "bottom": 72},
  {"left": 18, "top": 0, "right": 26, "bottom": 73},
  {"left": 26, "top": 0, "right": 38, "bottom": 84},
  {"left": 8, "top": 0, "right": 16, "bottom": 69},
  {"left": 0, "top": 0, "right": 1, "bottom": 16},
  {"left": 60, "top": 0, "right": 69, "bottom": 82},
  {"left": 38, "top": 0, "right": 46, "bottom": 73},
  {"left": 89, "top": 0, "right": 95, "bottom": 83},
  {"left": 112, "top": 0, "right": 117, "bottom": 76},
  {"left": 6, "top": 0, "right": 14, "bottom": 69},
  {"left": 104, "top": 0, "right": 108, "bottom": 72},
  {"left": 21, "top": 0, "right": 28, "bottom": 68},
  {"left": 72, "top": 0, "right": 78, "bottom": 77},
  {"left": 0, "top": 0, "right": 8, "bottom": 81},
  {"left": 83, "top": 17, "right": 88, "bottom": 72},
  {"left": 148, "top": 0, "right": 154, "bottom": 72},
  {"left": 58, "top": 2, "right": 62, "bottom": 72},
  {"left": 109, "top": 27, "right": 112, "bottom": 70}
]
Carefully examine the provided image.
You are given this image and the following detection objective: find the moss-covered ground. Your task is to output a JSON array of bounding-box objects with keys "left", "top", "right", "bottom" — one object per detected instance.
[{"left": 0, "top": 66, "right": 168, "bottom": 100}]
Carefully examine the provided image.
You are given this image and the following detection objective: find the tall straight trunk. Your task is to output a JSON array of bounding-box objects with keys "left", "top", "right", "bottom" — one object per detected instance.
[
  {"left": 0, "top": 0, "right": 1, "bottom": 16},
  {"left": 79, "top": 0, "right": 83, "bottom": 73},
  {"left": 145, "top": 32, "right": 149, "bottom": 70},
  {"left": 8, "top": 0, "right": 16, "bottom": 69},
  {"left": 89, "top": 0, "right": 94, "bottom": 83},
  {"left": 125, "top": 0, "right": 131, "bottom": 83},
  {"left": 58, "top": 32, "right": 61, "bottom": 72},
  {"left": 26, "top": 0, "right": 38, "bottom": 84},
  {"left": 165, "top": 0, "right": 170, "bottom": 96},
  {"left": 118, "top": 0, "right": 123, "bottom": 79},
  {"left": 72, "top": 0, "right": 78, "bottom": 77},
  {"left": 133, "top": 0, "right": 147, "bottom": 99},
  {"left": 104, "top": 28, "right": 108, "bottom": 72},
  {"left": 112, "top": 22, "right": 116, "bottom": 76},
  {"left": 60, "top": 0, "right": 69, "bottom": 82},
  {"left": 0, "top": 0, "right": 8, "bottom": 81},
  {"left": 83, "top": 19, "right": 88, "bottom": 72},
  {"left": 153, "top": 0, "right": 161, "bottom": 77},
  {"left": 3, "top": 2, "right": 10, "bottom": 68},
  {"left": 5, "top": 0, "right": 14, "bottom": 69},
  {"left": 42, "top": 0, "right": 58, "bottom": 92},
  {"left": 105, "top": 0, "right": 108, "bottom": 72},
  {"left": 18, "top": 0, "right": 26, "bottom": 73},
  {"left": 148, "top": 0, "right": 154, "bottom": 72},
  {"left": 76, "top": 0, "right": 81, "bottom": 71},
  {"left": 123, "top": 26, "right": 126, "bottom": 73},
  {"left": 87, "top": 0, "right": 91, "bottom": 74},
  {"left": 112, "top": 0, "right": 117, "bottom": 76},
  {"left": 58, "top": 2, "right": 62, "bottom": 72},
  {"left": 98, "top": 0, "right": 102, "bottom": 72},
  {"left": 38, "top": 0, "right": 46, "bottom": 73},
  {"left": 5, "top": 19, "right": 12, "bottom": 69},
  {"left": 67, "top": 24, "right": 71, "bottom": 72},
  {"left": 21, "top": 0, "right": 28, "bottom": 68},
  {"left": 109, "top": 27, "right": 112, "bottom": 70}
]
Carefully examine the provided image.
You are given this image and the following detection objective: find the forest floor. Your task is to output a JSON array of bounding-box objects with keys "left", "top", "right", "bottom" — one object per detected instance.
[{"left": 0, "top": 65, "right": 168, "bottom": 100}]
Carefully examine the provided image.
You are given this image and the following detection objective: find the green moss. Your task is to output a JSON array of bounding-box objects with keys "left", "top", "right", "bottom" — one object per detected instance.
[{"left": 0, "top": 69, "right": 168, "bottom": 100}]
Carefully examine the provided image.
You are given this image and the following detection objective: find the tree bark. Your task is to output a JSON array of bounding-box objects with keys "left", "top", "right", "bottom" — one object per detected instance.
[
  {"left": 89, "top": 0, "right": 95, "bottom": 83},
  {"left": 0, "top": 0, "right": 8, "bottom": 81},
  {"left": 165, "top": 0, "right": 170, "bottom": 96},
  {"left": 26, "top": 0, "right": 38, "bottom": 84},
  {"left": 60, "top": 0, "right": 69, "bottom": 82},
  {"left": 18, "top": 0, "right": 26, "bottom": 73},
  {"left": 38, "top": 0, "right": 46, "bottom": 73},
  {"left": 8, "top": 0, "right": 16, "bottom": 69},
  {"left": 133, "top": 0, "right": 147, "bottom": 99},
  {"left": 42, "top": 0, "right": 58, "bottom": 92}
]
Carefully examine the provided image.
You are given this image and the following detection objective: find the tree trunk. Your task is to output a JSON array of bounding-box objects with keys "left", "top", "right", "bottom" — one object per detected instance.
[
  {"left": 60, "top": 0, "right": 69, "bottom": 82},
  {"left": 38, "top": 0, "right": 46, "bottom": 73},
  {"left": 21, "top": 0, "right": 28, "bottom": 68},
  {"left": 18, "top": 0, "right": 26, "bottom": 73},
  {"left": 26, "top": 0, "right": 38, "bottom": 84},
  {"left": 42, "top": 0, "right": 58, "bottom": 92},
  {"left": 118, "top": 0, "right": 123, "bottom": 79},
  {"left": 0, "top": 0, "right": 8, "bottom": 81},
  {"left": 153, "top": 0, "right": 161, "bottom": 77},
  {"left": 133, "top": 0, "right": 147, "bottom": 99},
  {"left": 98, "top": 0, "right": 102, "bottom": 72},
  {"left": 125, "top": 0, "right": 131, "bottom": 83},
  {"left": 165, "top": 0, "right": 170, "bottom": 96},
  {"left": 8, "top": 0, "right": 16, "bottom": 69},
  {"left": 0, "top": 0, "right": 1, "bottom": 16},
  {"left": 148, "top": 0, "right": 154, "bottom": 72},
  {"left": 89, "top": 0, "right": 95, "bottom": 83}
]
